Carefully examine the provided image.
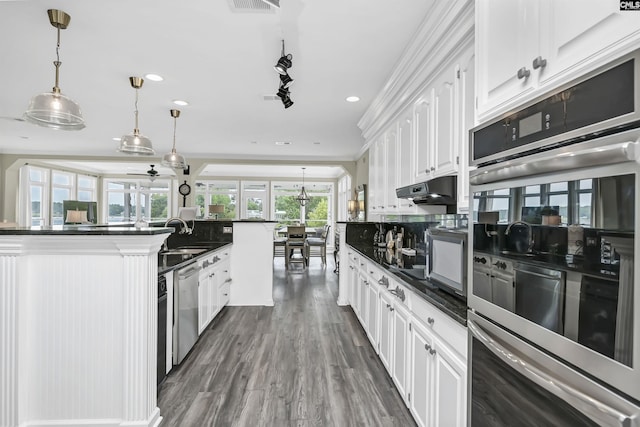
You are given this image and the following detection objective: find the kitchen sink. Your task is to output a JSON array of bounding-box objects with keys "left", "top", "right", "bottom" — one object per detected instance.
[{"left": 160, "top": 248, "right": 208, "bottom": 256}]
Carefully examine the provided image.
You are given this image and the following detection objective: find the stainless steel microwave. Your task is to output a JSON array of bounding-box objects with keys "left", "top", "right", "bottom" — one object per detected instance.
[{"left": 426, "top": 228, "right": 467, "bottom": 297}]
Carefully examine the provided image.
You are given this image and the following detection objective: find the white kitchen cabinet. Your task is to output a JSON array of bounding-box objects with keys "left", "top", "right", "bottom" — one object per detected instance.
[
  {"left": 433, "top": 66, "right": 458, "bottom": 178},
  {"left": 414, "top": 92, "right": 434, "bottom": 184},
  {"left": 397, "top": 107, "right": 417, "bottom": 214},
  {"left": 384, "top": 128, "right": 399, "bottom": 212},
  {"left": 368, "top": 137, "right": 385, "bottom": 218},
  {"left": 476, "top": 0, "right": 640, "bottom": 120},
  {"left": 456, "top": 48, "right": 474, "bottom": 213},
  {"left": 198, "top": 264, "right": 213, "bottom": 335},
  {"left": 393, "top": 302, "right": 411, "bottom": 404},
  {"left": 409, "top": 319, "right": 435, "bottom": 427},
  {"left": 379, "top": 290, "right": 395, "bottom": 373},
  {"left": 355, "top": 269, "right": 368, "bottom": 324},
  {"left": 365, "top": 275, "right": 380, "bottom": 348},
  {"left": 347, "top": 251, "right": 359, "bottom": 306},
  {"left": 431, "top": 335, "right": 467, "bottom": 427}
]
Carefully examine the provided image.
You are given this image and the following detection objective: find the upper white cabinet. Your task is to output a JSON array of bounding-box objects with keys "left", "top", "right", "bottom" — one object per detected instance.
[
  {"left": 414, "top": 93, "right": 435, "bottom": 184},
  {"left": 476, "top": 0, "right": 640, "bottom": 120}
]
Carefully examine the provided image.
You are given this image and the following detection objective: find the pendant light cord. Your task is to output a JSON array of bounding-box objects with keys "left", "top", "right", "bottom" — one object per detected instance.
[
  {"left": 172, "top": 117, "right": 177, "bottom": 150},
  {"left": 53, "top": 27, "right": 61, "bottom": 91},
  {"left": 134, "top": 88, "right": 139, "bottom": 132}
]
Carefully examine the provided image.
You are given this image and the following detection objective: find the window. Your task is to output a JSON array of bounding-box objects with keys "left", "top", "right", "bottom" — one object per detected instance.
[
  {"left": 194, "top": 180, "right": 238, "bottom": 219},
  {"left": 241, "top": 181, "right": 268, "bottom": 220},
  {"left": 473, "top": 188, "right": 512, "bottom": 223},
  {"left": 272, "top": 181, "right": 334, "bottom": 244},
  {"left": 19, "top": 165, "right": 98, "bottom": 226},
  {"left": 104, "top": 179, "right": 170, "bottom": 224}
]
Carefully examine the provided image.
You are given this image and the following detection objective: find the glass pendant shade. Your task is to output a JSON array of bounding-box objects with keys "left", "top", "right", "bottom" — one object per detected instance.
[
  {"left": 162, "top": 149, "right": 187, "bottom": 169},
  {"left": 24, "top": 9, "right": 85, "bottom": 130},
  {"left": 118, "top": 76, "right": 154, "bottom": 155},
  {"left": 24, "top": 91, "right": 85, "bottom": 130},
  {"left": 118, "top": 130, "right": 154, "bottom": 155}
]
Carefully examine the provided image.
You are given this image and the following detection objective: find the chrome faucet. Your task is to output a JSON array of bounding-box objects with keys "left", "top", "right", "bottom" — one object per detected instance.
[
  {"left": 162, "top": 217, "right": 193, "bottom": 251},
  {"left": 505, "top": 220, "right": 534, "bottom": 253}
]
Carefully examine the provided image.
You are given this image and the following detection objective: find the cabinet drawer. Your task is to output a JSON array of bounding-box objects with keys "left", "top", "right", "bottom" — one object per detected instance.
[
  {"left": 219, "top": 281, "right": 230, "bottom": 306},
  {"left": 411, "top": 296, "right": 466, "bottom": 358}
]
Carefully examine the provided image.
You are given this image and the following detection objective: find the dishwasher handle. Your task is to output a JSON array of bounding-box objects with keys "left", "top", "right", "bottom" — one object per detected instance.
[{"left": 177, "top": 265, "right": 201, "bottom": 280}]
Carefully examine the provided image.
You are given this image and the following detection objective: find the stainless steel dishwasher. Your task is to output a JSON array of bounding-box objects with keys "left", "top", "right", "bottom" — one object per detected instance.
[
  {"left": 173, "top": 263, "right": 201, "bottom": 365},
  {"left": 515, "top": 263, "right": 565, "bottom": 334}
]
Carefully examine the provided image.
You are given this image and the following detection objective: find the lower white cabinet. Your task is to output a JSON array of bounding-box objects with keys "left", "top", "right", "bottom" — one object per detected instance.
[
  {"left": 198, "top": 248, "right": 232, "bottom": 335},
  {"left": 409, "top": 319, "right": 466, "bottom": 427},
  {"left": 392, "top": 302, "right": 411, "bottom": 403},
  {"left": 345, "top": 245, "right": 467, "bottom": 427},
  {"left": 379, "top": 290, "right": 395, "bottom": 372},
  {"left": 365, "top": 276, "right": 379, "bottom": 348}
]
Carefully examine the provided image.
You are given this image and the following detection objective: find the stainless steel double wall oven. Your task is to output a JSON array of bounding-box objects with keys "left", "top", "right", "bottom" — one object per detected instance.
[{"left": 468, "top": 49, "right": 640, "bottom": 426}]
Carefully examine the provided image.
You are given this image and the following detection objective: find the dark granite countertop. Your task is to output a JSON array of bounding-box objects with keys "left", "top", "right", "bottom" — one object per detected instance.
[
  {"left": 158, "top": 242, "right": 232, "bottom": 275},
  {"left": 347, "top": 245, "right": 468, "bottom": 326},
  {"left": 0, "top": 225, "right": 173, "bottom": 235}
]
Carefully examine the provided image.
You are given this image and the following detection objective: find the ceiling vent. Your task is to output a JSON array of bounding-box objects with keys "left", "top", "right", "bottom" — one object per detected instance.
[{"left": 228, "top": 0, "right": 274, "bottom": 13}]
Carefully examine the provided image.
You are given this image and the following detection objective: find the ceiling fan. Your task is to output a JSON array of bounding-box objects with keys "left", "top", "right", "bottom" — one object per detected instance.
[{"left": 127, "top": 164, "right": 160, "bottom": 181}]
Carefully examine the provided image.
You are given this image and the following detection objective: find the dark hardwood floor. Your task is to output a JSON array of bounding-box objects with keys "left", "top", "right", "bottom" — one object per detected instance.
[{"left": 158, "top": 257, "right": 417, "bottom": 427}]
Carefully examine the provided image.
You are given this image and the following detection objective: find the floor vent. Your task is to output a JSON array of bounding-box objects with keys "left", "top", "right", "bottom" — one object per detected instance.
[{"left": 228, "top": 0, "right": 274, "bottom": 13}]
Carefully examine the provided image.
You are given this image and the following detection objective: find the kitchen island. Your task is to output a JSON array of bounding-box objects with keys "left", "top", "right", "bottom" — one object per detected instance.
[{"left": 0, "top": 226, "right": 171, "bottom": 427}]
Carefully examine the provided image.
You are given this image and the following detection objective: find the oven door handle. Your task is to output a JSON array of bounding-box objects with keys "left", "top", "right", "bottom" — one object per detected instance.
[{"left": 468, "top": 319, "right": 637, "bottom": 427}]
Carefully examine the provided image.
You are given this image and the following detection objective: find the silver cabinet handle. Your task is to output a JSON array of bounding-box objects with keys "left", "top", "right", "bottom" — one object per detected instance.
[
  {"left": 370, "top": 271, "right": 374, "bottom": 275},
  {"left": 424, "top": 343, "right": 436, "bottom": 355},
  {"left": 390, "top": 307, "right": 395, "bottom": 312},
  {"left": 386, "top": 303, "right": 390, "bottom": 308},
  {"left": 427, "top": 317, "right": 435, "bottom": 325},
  {"left": 430, "top": 167, "right": 435, "bottom": 171},
  {"left": 532, "top": 56, "right": 547, "bottom": 70},
  {"left": 517, "top": 67, "right": 531, "bottom": 79}
]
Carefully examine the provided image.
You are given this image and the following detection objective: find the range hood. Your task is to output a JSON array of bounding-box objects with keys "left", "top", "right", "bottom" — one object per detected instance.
[{"left": 396, "top": 176, "right": 457, "bottom": 205}]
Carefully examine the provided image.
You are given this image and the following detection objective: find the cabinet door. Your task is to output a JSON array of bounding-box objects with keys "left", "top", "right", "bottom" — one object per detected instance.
[
  {"left": 210, "top": 265, "right": 220, "bottom": 318},
  {"left": 433, "top": 66, "right": 457, "bottom": 177},
  {"left": 540, "top": 0, "right": 640, "bottom": 86},
  {"left": 384, "top": 128, "right": 399, "bottom": 212},
  {"left": 197, "top": 269, "right": 210, "bottom": 335},
  {"left": 379, "top": 291, "right": 394, "bottom": 372},
  {"left": 393, "top": 303, "right": 411, "bottom": 403},
  {"left": 476, "top": 0, "right": 539, "bottom": 117},
  {"left": 365, "top": 279, "right": 379, "bottom": 348},
  {"left": 409, "top": 320, "right": 435, "bottom": 427},
  {"left": 368, "top": 141, "right": 378, "bottom": 217},
  {"left": 456, "top": 47, "right": 474, "bottom": 213},
  {"left": 432, "top": 337, "right": 467, "bottom": 427},
  {"left": 356, "top": 270, "right": 368, "bottom": 325},
  {"left": 398, "top": 107, "right": 416, "bottom": 213},
  {"left": 492, "top": 271, "right": 515, "bottom": 312},
  {"left": 472, "top": 269, "right": 492, "bottom": 301},
  {"left": 347, "top": 254, "right": 358, "bottom": 306},
  {"left": 414, "top": 92, "right": 434, "bottom": 183}
]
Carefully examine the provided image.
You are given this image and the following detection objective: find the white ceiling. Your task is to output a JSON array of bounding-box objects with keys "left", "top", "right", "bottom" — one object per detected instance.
[{"left": 0, "top": 0, "right": 433, "bottom": 177}]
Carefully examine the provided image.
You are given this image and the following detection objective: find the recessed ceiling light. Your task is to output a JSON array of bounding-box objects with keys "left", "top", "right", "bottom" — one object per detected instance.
[
  {"left": 346, "top": 96, "right": 360, "bottom": 103},
  {"left": 275, "top": 141, "right": 291, "bottom": 145},
  {"left": 313, "top": 141, "right": 321, "bottom": 145},
  {"left": 173, "top": 100, "right": 189, "bottom": 106},
  {"left": 144, "top": 73, "right": 163, "bottom": 82}
]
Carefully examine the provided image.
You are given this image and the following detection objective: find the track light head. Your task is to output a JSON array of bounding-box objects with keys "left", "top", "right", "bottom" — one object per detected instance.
[
  {"left": 274, "top": 54, "right": 292, "bottom": 75},
  {"left": 282, "top": 97, "right": 294, "bottom": 109},
  {"left": 279, "top": 72, "right": 293, "bottom": 86}
]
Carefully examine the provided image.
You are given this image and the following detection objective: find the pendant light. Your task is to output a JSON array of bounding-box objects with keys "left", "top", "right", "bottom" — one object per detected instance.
[
  {"left": 24, "top": 9, "right": 85, "bottom": 130},
  {"left": 118, "top": 77, "right": 154, "bottom": 155},
  {"left": 297, "top": 167, "right": 310, "bottom": 206},
  {"left": 161, "top": 109, "right": 187, "bottom": 169}
]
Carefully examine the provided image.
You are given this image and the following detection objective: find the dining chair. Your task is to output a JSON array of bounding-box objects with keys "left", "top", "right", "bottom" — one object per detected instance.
[
  {"left": 285, "top": 225, "right": 306, "bottom": 269},
  {"left": 273, "top": 228, "right": 287, "bottom": 259},
  {"left": 305, "top": 224, "right": 330, "bottom": 266}
]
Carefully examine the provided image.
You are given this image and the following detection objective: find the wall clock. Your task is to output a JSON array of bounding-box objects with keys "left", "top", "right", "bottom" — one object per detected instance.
[{"left": 178, "top": 180, "right": 191, "bottom": 207}]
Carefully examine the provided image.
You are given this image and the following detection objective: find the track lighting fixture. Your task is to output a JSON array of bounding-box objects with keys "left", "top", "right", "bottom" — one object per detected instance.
[
  {"left": 118, "top": 77, "right": 155, "bottom": 155},
  {"left": 24, "top": 9, "right": 85, "bottom": 130},
  {"left": 274, "top": 40, "right": 294, "bottom": 109},
  {"left": 161, "top": 109, "right": 187, "bottom": 170}
]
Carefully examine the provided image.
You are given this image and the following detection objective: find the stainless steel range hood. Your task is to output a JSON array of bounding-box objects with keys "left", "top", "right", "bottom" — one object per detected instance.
[{"left": 396, "top": 176, "right": 457, "bottom": 205}]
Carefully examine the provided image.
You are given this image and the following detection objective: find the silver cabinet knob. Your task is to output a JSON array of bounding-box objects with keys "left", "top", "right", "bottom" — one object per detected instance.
[
  {"left": 517, "top": 67, "right": 531, "bottom": 79},
  {"left": 532, "top": 56, "right": 547, "bottom": 70},
  {"left": 427, "top": 317, "right": 435, "bottom": 325},
  {"left": 389, "top": 307, "right": 395, "bottom": 312}
]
